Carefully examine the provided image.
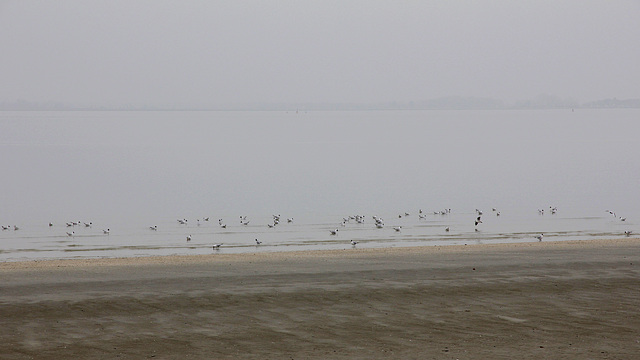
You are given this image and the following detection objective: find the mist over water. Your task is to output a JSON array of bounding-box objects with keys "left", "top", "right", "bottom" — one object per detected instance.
[{"left": 1, "top": 109, "right": 638, "bottom": 260}]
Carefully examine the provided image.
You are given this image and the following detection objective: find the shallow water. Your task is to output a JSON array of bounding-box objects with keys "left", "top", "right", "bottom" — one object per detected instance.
[{"left": 0, "top": 109, "right": 638, "bottom": 261}]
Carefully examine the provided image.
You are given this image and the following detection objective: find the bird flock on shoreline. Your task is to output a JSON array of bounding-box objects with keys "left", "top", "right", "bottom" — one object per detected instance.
[{"left": 1, "top": 207, "right": 635, "bottom": 252}]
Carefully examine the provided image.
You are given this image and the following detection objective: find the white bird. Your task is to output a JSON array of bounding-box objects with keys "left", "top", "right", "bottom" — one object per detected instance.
[
  {"left": 84, "top": 222, "right": 92, "bottom": 227},
  {"left": 393, "top": 226, "right": 402, "bottom": 232},
  {"left": 620, "top": 217, "right": 627, "bottom": 222},
  {"left": 255, "top": 238, "right": 262, "bottom": 245},
  {"left": 624, "top": 230, "right": 632, "bottom": 236},
  {"left": 287, "top": 218, "right": 293, "bottom": 223},
  {"left": 475, "top": 216, "right": 482, "bottom": 226},
  {"left": 535, "top": 233, "right": 544, "bottom": 242},
  {"left": 330, "top": 229, "right": 338, "bottom": 235},
  {"left": 66, "top": 231, "right": 74, "bottom": 237},
  {"left": 212, "top": 243, "right": 223, "bottom": 250},
  {"left": 149, "top": 225, "right": 158, "bottom": 231},
  {"left": 350, "top": 240, "right": 359, "bottom": 246},
  {"left": 220, "top": 223, "right": 227, "bottom": 229},
  {"left": 1, "top": 226, "right": 9, "bottom": 230},
  {"left": 49, "top": 222, "right": 53, "bottom": 227},
  {"left": 103, "top": 229, "right": 110, "bottom": 235},
  {"left": 186, "top": 235, "right": 192, "bottom": 241}
]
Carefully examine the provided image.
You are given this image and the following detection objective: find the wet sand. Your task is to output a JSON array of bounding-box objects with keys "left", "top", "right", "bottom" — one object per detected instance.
[{"left": 1, "top": 239, "right": 639, "bottom": 359}]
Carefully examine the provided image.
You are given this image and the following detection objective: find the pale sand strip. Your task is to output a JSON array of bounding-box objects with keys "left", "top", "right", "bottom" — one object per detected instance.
[{"left": 2, "top": 237, "right": 638, "bottom": 270}]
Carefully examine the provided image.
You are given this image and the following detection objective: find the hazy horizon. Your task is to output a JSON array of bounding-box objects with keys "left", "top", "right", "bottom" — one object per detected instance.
[{"left": 1, "top": 1, "right": 638, "bottom": 107}]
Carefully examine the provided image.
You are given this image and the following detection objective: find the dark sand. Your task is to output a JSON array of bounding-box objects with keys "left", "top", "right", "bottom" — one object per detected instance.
[{"left": 1, "top": 239, "right": 639, "bottom": 359}]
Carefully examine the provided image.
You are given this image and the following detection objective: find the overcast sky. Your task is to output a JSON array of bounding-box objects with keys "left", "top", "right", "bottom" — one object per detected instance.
[{"left": 1, "top": 1, "right": 638, "bottom": 107}]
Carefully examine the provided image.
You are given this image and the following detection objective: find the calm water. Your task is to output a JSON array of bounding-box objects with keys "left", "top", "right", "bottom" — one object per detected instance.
[{"left": 0, "top": 109, "right": 638, "bottom": 261}]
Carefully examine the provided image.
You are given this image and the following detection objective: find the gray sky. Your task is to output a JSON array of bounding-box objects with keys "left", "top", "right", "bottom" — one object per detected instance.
[{"left": 1, "top": 1, "right": 638, "bottom": 107}]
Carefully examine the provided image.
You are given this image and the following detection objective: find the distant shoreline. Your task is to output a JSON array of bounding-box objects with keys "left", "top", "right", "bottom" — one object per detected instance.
[{"left": 2, "top": 97, "right": 639, "bottom": 112}]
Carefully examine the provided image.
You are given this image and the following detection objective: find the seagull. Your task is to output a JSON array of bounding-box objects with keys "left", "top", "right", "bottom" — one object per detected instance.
[
  {"left": 350, "top": 240, "right": 359, "bottom": 246},
  {"left": 149, "top": 225, "right": 158, "bottom": 231},
  {"left": 475, "top": 216, "right": 482, "bottom": 226},
  {"left": 66, "top": 231, "right": 74, "bottom": 237},
  {"left": 624, "top": 230, "right": 632, "bottom": 236},
  {"left": 1, "top": 225, "right": 9, "bottom": 231},
  {"left": 186, "top": 235, "right": 192, "bottom": 241},
  {"left": 445, "top": 227, "right": 450, "bottom": 232},
  {"left": 620, "top": 217, "right": 627, "bottom": 222},
  {"left": 84, "top": 222, "right": 92, "bottom": 227},
  {"left": 267, "top": 223, "right": 274, "bottom": 228},
  {"left": 255, "top": 238, "right": 262, "bottom": 245},
  {"left": 287, "top": 218, "right": 293, "bottom": 223},
  {"left": 212, "top": 243, "right": 223, "bottom": 250},
  {"left": 330, "top": 229, "right": 338, "bottom": 235},
  {"left": 13, "top": 225, "right": 19, "bottom": 231},
  {"left": 393, "top": 226, "right": 402, "bottom": 232},
  {"left": 535, "top": 233, "right": 544, "bottom": 242},
  {"left": 103, "top": 229, "right": 110, "bottom": 235},
  {"left": 49, "top": 222, "right": 53, "bottom": 227},
  {"left": 220, "top": 223, "right": 227, "bottom": 228}
]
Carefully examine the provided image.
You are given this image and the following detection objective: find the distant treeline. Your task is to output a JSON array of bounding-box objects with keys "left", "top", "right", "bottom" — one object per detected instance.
[{"left": 2, "top": 96, "right": 640, "bottom": 111}]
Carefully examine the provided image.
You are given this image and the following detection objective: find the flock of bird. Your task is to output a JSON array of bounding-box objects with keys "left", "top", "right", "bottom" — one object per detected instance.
[{"left": 2, "top": 207, "right": 635, "bottom": 251}]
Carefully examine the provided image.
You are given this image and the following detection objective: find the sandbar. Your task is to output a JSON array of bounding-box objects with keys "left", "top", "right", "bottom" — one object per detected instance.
[{"left": 1, "top": 238, "right": 639, "bottom": 359}]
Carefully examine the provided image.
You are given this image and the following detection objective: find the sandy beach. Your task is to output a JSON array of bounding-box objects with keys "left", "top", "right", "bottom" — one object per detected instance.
[{"left": 1, "top": 239, "right": 639, "bottom": 359}]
